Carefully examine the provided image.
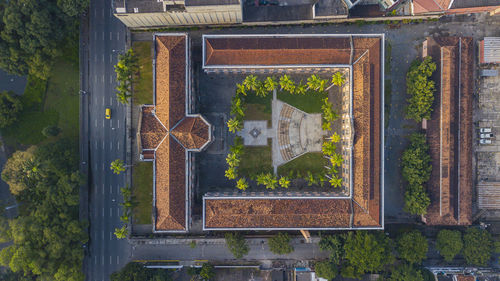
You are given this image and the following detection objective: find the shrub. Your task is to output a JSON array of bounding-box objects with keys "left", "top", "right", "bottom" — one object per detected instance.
[
  {"left": 200, "top": 263, "right": 215, "bottom": 281},
  {"left": 269, "top": 233, "right": 294, "bottom": 255},
  {"left": 0, "top": 91, "right": 22, "bottom": 128},
  {"left": 42, "top": 125, "right": 61, "bottom": 137},
  {"left": 236, "top": 177, "right": 248, "bottom": 191}
]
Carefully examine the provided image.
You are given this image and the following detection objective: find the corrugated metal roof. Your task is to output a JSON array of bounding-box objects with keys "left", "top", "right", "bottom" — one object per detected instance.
[
  {"left": 482, "top": 37, "right": 500, "bottom": 63},
  {"left": 478, "top": 182, "right": 500, "bottom": 209}
]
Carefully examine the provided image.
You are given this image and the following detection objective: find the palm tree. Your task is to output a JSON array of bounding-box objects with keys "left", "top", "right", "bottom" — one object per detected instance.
[
  {"left": 329, "top": 132, "right": 341, "bottom": 143},
  {"left": 227, "top": 117, "right": 242, "bottom": 133},
  {"left": 225, "top": 167, "right": 238, "bottom": 180},
  {"left": 236, "top": 178, "right": 248, "bottom": 191},
  {"left": 114, "top": 225, "right": 128, "bottom": 239},
  {"left": 279, "top": 75, "right": 295, "bottom": 94},
  {"left": 243, "top": 75, "right": 258, "bottom": 91},
  {"left": 230, "top": 137, "right": 244, "bottom": 154},
  {"left": 264, "top": 76, "right": 278, "bottom": 92},
  {"left": 120, "top": 186, "right": 132, "bottom": 199},
  {"left": 326, "top": 71, "right": 345, "bottom": 91},
  {"left": 307, "top": 75, "right": 320, "bottom": 90},
  {"left": 329, "top": 175, "right": 342, "bottom": 188},
  {"left": 330, "top": 153, "right": 343, "bottom": 168},
  {"left": 296, "top": 82, "right": 307, "bottom": 95},
  {"left": 279, "top": 176, "right": 290, "bottom": 188},
  {"left": 306, "top": 171, "right": 317, "bottom": 186},
  {"left": 231, "top": 96, "right": 245, "bottom": 118},
  {"left": 255, "top": 80, "right": 268, "bottom": 97},
  {"left": 119, "top": 214, "right": 129, "bottom": 223},
  {"left": 116, "top": 84, "right": 132, "bottom": 104},
  {"left": 236, "top": 83, "right": 247, "bottom": 96},
  {"left": 322, "top": 141, "right": 336, "bottom": 156},
  {"left": 226, "top": 152, "right": 240, "bottom": 168},
  {"left": 110, "top": 159, "right": 126, "bottom": 174}
]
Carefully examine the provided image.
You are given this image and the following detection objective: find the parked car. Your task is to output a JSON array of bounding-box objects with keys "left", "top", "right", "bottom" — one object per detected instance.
[
  {"left": 480, "top": 133, "right": 494, "bottom": 139},
  {"left": 480, "top": 139, "right": 492, "bottom": 144},
  {"left": 480, "top": 127, "right": 492, "bottom": 133}
]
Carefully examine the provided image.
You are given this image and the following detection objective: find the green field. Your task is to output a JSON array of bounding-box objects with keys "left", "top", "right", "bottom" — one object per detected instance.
[
  {"left": 2, "top": 54, "right": 79, "bottom": 148},
  {"left": 277, "top": 90, "right": 327, "bottom": 113},
  {"left": 277, "top": 152, "right": 326, "bottom": 178},
  {"left": 132, "top": 41, "right": 153, "bottom": 105},
  {"left": 238, "top": 143, "right": 273, "bottom": 178},
  {"left": 132, "top": 161, "right": 153, "bottom": 225}
]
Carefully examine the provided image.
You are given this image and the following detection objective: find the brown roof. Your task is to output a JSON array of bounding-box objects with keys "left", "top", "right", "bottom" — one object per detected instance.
[
  {"left": 155, "top": 36, "right": 186, "bottom": 130},
  {"left": 155, "top": 137, "right": 186, "bottom": 231},
  {"left": 455, "top": 276, "right": 475, "bottom": 281},
  {"left": 203, "top": 35, "right": 383, "bottom": 229},
  {"left": 171, "top": 116, "right": 210, "bottom": 150},
  {"left": 205, "top": 36, "right": 351, "bottom": 66},
  {"left": 424, "top": 37, "right": 473, "bottom": 226},
  {"left": 205, "top": 199, "right": 351, "bottom": 229},
  {"left": 140, "top": 106, "right": 168, "bottom": 150}
]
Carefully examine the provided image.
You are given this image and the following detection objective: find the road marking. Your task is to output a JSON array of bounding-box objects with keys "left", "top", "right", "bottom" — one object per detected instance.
[
  {"left": 102, "top": 256, "right": 104, "bottom": 266},
  {"left": 117, "top": 142, "right": 120, "bottom": 150},
  {"left": 110, "top": 232, "right": 112, "bottom": 241},
  {"left": 110, "top": 207, "right": 113, "bottom": 217},
  {"left": 110, "top": 32, "right": 112, "bottom": 40},
  {"left": 102, "top": 162, "right": 105, "bottom": 171},
  {"left": 110, "top": 74, "right": 114, "bottom": 84},
  {"left": 102, "top": 119, "right": 104, "bottom": 128},
  {"left": 118, "top": 119, "right": 120, "bottom": 128},
  {"left": 117, "top": 32, "right": 120, "bottom": 41},
  {"left": 102, "top": 140, "right": 105, "bottom": 150},
  {"left": 102, "top": 74, "right": 104, "bottom": 83},
  {"left": 102, "top": 32, "right": 104, "bottom": 41},
  {"left": 110, "top": 54, "right": 113, "bottom": 63},
  {"left": 102, "top": 230, "right": 104, "bottom": 240},
  {"left": 95, "top": 255, "right": 97, "bottom": 264},
  {"left": 95, "top": 55, "right": 97, "bottom": 62},
  {"left": 102, "top": 184, "right": 104, "bottom": 194},
  {"left": 102, "top": 9, "right": 104, "bottom": 18},
  {"left": 102, "top": 96, "right": 105, "bottom": 104},
  {"left": 102, "top": 208, "right": 104, "bottom": 217},
  {"left": 117, "top": 256, "right": 120, "bottom": 264},
  {"left": 95, "top": 140, "right": 98, "bottom": 148},
  {"left": 94, "top": 31, "right": 97, "bottom": 41},
  {"left": 94, "top": 75, "right": 97, "bottom": 84},
  {"left": 117, "top": 208, "right": 120, "bottom": 217},
  {"left": 110, "top": 142, "right": 113, "bottom": 150},
  {"left": 110, "top": 256, "right": 112, "bottom": 264},
  {"left": 95, "top": 119, "right": 97, "bottom": 128},
  {"left": 111, "top": 119, "right": 113, "bottom": 128}
]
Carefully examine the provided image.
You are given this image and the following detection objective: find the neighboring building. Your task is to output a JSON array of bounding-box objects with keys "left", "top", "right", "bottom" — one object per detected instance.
[
  {"left": 202, "top": 34, "right": 384, "bottom": 230},
  {"left": 138, "top": 34, "right": 212, "bottom": 232},
  {"left": 422, "top": 37, "right": 473, "bottom": 226},
  {"left": 479, "top": 38, "right": 500, "bottom": 64},
  {"left": 411, "top": 0, "right": 500, "bottom": 15},
  {"left": 113, "top": 0, "right": 242, "bottom": 28}
]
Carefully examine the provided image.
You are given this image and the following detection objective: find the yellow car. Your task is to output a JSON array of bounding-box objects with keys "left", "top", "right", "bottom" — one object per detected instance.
[{"left": 105, "top": 108, "right": 111, "bottom": 119}]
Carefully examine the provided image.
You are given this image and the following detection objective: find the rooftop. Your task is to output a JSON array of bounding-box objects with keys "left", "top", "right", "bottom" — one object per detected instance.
[
  {"left": 202, "top": 34, "right": 384, "bottom": 230},
  {"left": 424, "top": 36, "right": 473, "bottom": 226},
  {"left": 314, "top": 0, "right": 348, "bottom": 17}
]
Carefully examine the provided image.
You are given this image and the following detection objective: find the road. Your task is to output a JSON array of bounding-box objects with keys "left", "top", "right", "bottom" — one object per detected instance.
[{"left": 82, "top": 0, "right": 131, "bottom": 280}]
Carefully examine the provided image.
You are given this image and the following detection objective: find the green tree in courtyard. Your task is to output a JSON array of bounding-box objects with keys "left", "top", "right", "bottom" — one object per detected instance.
[
  {"left": 226, "top": 152, "right": 240, "bottom": 168},
  {"left": 225, "top": 167, "right": 238, "bottom": 180},
  {"left": 227, "top": 117, "right": 242, "bottom": 133},
  {"left": 114, "top": 225, "right": 128, "bottom": 239},
  {"left": 331, "top": 72, "right": 346, "bottom": 87},
  {"left": 404, "top": 187, "right": 431, "bottom": 216},
  {"left": 319, "top": 234, "right": 345, "bottom": 263},
  {"left": 436, "top": 229, "right": 463, "bottom": 262},
  {"left": 0, "top": 91, "right": 22, "bottom": 128},
  {"left": 279, "top": 176, "right": 290, "bottom": 188},
  {"left": 329, "top": 175, "right": 342, "bottom": 188},
  {"left": 199, "top": 263, "right": 215, "bottom": 281},
  {"left": 406, "top": 56, "right": 437, "bottom": 122},
  {"left": 341, "top": 231, "right": 394, "bottom": 279},
  {"left": 110, "top": 159, "right": 126, "bottom": 174},
  {"left": 236, "top": 83, "right": 247, "bottom": 96},
  {"left": 397, "top": 230, "right": 428, "bottom": 264},
  {"left": 389, "top": 263, "right": 424, "bottom": 281},
  {"left": 243, "top": 75, "right": 259, "bottom": 91},
  {"left": 296, "top": 82, "right": 307, "bottom": 95},
  {"left": 264, "top": 76, "right": 278, "bottom": 92},
  {"left": 279, "top": 74, "right": 296, "bottom": 93},
  {"left": 225, "top": 232, "right": 249, "bottom": 259},
  {"left": 463, "top": 227, "right": 493, "bottom": 266},
  {"left": 315, "top": 261, "right": 337, "bottom": 281},
  {"left": 236, "top": 178, "right": 248, "bottom": 191},
  {"left": 269, "top": 233, "right": 294, "bottom": 255}
]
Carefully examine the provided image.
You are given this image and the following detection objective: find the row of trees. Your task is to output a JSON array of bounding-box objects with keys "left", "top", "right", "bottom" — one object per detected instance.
[
  {"left": 315, "top": 228, "right": 497, "bottom": 281},
  {"left": 0, "top": 0, "right": 88, "bottom": 79},
  {"left": 321, "top": 131, "right": 343, "bottom": 188},
  {"left": 224, "top": 232, "right": 294, "bottom": 258},
  {"left": 114, "top": 185, "right": 137, "bottom": 239},
  {"left": 114, "top": 49, "right": 139, "bottom": 104},
  {"left": 401, "top": 132, "right": 432, "bottom": 215},
  {"left": 406, "top": 56, "right": 437, "bottom": 122},
  {"left": 0, "top": 139, "right": 87, "bottom": 281}
]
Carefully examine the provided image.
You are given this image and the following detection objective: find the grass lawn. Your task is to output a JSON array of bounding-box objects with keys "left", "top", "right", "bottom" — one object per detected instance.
[
  {"left": 2, "top": 56, "right": 79, "bottom": 148},
  {"left": 132, "top": 161, "right": 153, "bottom": 225},
  {"left": 277, "top": 90, "right": 327, "bottom": 113},
  {"left": 132, "top": 41, "right": 153, "bottom": 105},
  {"left": 238, "top": 143, "right": 273, "bottom": 177},
  {"left": 277, "top": 152, "right": 326, "bottom": 178}
]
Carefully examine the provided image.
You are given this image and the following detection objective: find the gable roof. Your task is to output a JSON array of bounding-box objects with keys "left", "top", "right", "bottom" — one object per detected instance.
[
  {"left": 424, "top": 37, "right": 473, "bottom": 226},
  {"left": 203, "top": 35, "right": 383, "bottom": 230}
]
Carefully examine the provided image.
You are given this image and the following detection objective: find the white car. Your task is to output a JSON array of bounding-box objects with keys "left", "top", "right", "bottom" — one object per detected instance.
[
  {"left": 480, "top": 133, "right": 494, "bottom": 139},
  {"left": 480, "top": 139, "right": 492, "bottom": 144},
  {"left": 480, "top": 127, "right": 492, "bottom": 133}
]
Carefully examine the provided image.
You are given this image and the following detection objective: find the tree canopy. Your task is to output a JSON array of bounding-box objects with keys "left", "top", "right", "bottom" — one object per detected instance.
[
  {"left": 397, "top": 230, "right": 428, "bottom": 264},
  {"left": 319, "top": 234, "right": 345, "bottom": 263},
  {"left": 341, "top": 231, "right": 394, "bottom": 279},
  {"left": 401, "top": 133, "right": 431, "bottom": 215},
  {"left": 0, "top": 0, "right": 87, "bottom": 79},
  {"left": 389, "top": 263, "right": 424, "bottom": 281},
  {"left": 463, "top": 228, "right": 493, "bottom": 266},
  {"left": 0, "top": 139, "right": 87, "bottom": 281},
  {"left": 314, "top": 260, "right": 337, "bottom": 281},
  {"left": 224, "top": 232, "right": 249, "bottom": 259},
  {"left": 268, "top": 233, "right": 294, "bottom": 255},
  {"left": 0, "top": 91, "right": 22, "bottom": 128},
  {"left": 436, "top": 229, "right": 463, "bottom": 262},
  {"left": 406, "top": 56, "right": 437, "bottom": 122},
  {"left": 110, "top": 262, "right": 172, "bottom": 281}
]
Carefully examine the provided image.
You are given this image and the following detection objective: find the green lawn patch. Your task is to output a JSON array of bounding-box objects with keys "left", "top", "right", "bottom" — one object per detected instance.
[
  {"left": 132, "top": 161, "right": 153, "bottom": 225},
  {"left": 132, "top": 41, "right": 153, "bottom": 105},
  {"left": 277, "top": 90, "right": 326, "bottom": 113},
  {"left": 277, "top": 152, "right": 326, "bottom": 178},
  {"left": 2, "top": 111, "right": 59, "bottom": 147},
  {"left": 21, "top": 75, "right": 47, "bottom": 110},
  {"left": 244, "top": 104, "right": 271, "bottom": 121},
  {"left": 238, "top": 143, "right": 273, "bottom": 177}
]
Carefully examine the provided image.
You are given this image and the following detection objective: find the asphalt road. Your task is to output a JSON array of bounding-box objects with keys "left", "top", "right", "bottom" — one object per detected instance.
[{"left": 84, "top": 0, "right": 130, "bottom": 280}]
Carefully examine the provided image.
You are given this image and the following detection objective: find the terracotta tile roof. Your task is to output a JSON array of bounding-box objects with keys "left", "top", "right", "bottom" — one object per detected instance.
[
  {"left": 155, "top": 137, "right": 186, "bottom": 231},
  {"left": 413, "top": 0, "right": 445, "bottom": 13},
  {"left": 351, "top": 36, "right": 382, "bottom": 227},
  {"left": 155, "top": 36, "right": 186, "bottom": 130},
  {"left": 204, "top": 199, "right": 352, "bottom": 229},
  {"left": 171, "top": 116, "right": 210, "bottom": 150},
  {"left": 424, "top": 37, "right": 473, "bottom": 226},
  {"left": 205, "top": 36, "right": 352, "bottom": 66},
  {"left": 140, "top": 106, "right": 168, "bottom": 150},
  {"left": 455, "top": 276, "right": 475, "bottom": 281}
]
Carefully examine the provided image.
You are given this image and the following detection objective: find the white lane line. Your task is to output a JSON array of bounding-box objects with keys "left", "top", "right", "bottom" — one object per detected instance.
[
  {"left": 102, "top": 9, "right": 104, "bottom": 18},
  {"left": 110, "top": 96, "right": 113, "bottom": 104},
  {"left": 102, "top": 184, "right": 104, "bottom": 195},
  {"left": 95, "top": 119, "right": 97, "bottom": 128},
  {"left": 101, "top": 256, "right": 104, "bottom": 266},
  {"left": 110, "top": 74, "right": 114, "bottom": 84},
  {"left": 102, "top": 54, "right": 104, "bottom": 62},
  {"left": 102, "top": 140, "right": 105, "bottom": 150},
  {"left": 101, "top": 74, "right": 104, "bottom": 83},
  {"left": 117, "top": 208, "right": 120, "bottom": 217},
  {"left": 117, "top": 256, "right": 120, "bottom": 264},
  {"left": 109, "top": 32, "right": 112, "bottom": 40},
  {"left": 110, "top": 185, "right": 113, "bottom": 195},
  {"left": 95, "top": 255, "right": 97, "bottom": 264},
  {"left": 95, "top": 140, "right": 98, "bottom": 148},
  {"left": 94, "top": 75, "right": 97, "bottom": 84},
  {"left": 110, "top": 256, "right": 112, "bottom": 264},
  {"left": 117, "top": 32, "right": 120, "bottom": 41},
  {"left": 102, "top": 230, "right": 104, "bottom": 240},
  {"left": 94, "top": 163, "right": 97, "bottom": 171},
  {"left": 110, "top": 54, "right": 112, "bottom": 63},
  {"left": 111, "top": 119, "right": 113, "bottom": 128},
  {"left": 102, "top": 32, "right": 104, "bottom": 41},
  {"left": 110, "top": 232, "right": 112, "bottom": 240},
  {"left": 102, "top": 207, "right": 104, "bottom": 217},
  {"left": 102, "top": 162, "right": 105, "bottom": 171},
  {"left": 102, "top": 119, "right": 104, "bottom": 128},
  {"left": 110, "top": 207, "right": 112, "bottom": 217},
  {"left": 117, "top": 119, "right": 120, "bottom": 128},
  {"left": 110, "top": 142, "right": 113, "bottom": 150},
  {"left": 102, "top": 96, "right": 105, "bottom": 104},
  {"left": 95, "top": 55, "right": 97, "bottom": 62},
  {"left": 94, "top": 31, "right": 97, "bottom": 41},
  {"left": 117, "top": 142, "right": 120, "bottom": 150}
]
